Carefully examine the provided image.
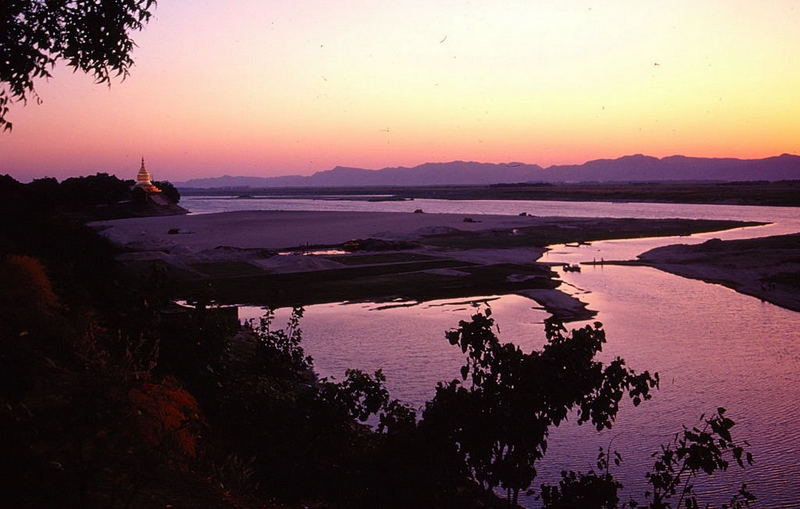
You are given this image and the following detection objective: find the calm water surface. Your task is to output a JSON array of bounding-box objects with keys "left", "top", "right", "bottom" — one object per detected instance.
[
  {"left": 204, "top": 197, "right": 799, "bottom": 507},
  {"left": 185, "top": 195, "right": 798, "bottom": 229}
]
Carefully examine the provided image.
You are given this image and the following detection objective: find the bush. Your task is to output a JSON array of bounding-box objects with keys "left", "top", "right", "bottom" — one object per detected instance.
[
  {"left": 422, "top": 310, "right": 658, "bottom": 504},
  {"left": 128, "top": 376, "right": 205, "bottom": 463},
  {"left": 153, "top": 180, "right": 181, "bottom": 203}
]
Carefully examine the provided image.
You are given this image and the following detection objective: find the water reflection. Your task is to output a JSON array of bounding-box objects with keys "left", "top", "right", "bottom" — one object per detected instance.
[
  {"left": 238, "top": 270, "right": 800, "bottom": 507},
  {"left": 224, "top": 199, "right": 799, "bottom": 507},
  {"left": 546, "top": 264, "right": 800, "bottom": 508},
  {"left": 239, "top": 294, "right": 551, "bottom": 406},
  {"left": 184, "top": 195, "right": 800, "bottom": 236},
  {"left": 543, "top": 222, "right": 784, "bottom": 266}
]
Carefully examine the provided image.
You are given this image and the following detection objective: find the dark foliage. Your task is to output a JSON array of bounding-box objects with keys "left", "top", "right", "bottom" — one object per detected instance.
[
  {"left": 131, "top": 186, "right": 147, "bottom": 203},
  {"left": 642, "top": 408, "right": 756, "bottom": 509},
  {"left": 209, "top": 308, "right": 440, "bottom": 507},
  {"left": 0, "top": 172, "right": 183, "bottom": 223},
  {"left": 0, "top": 181, "right": 756, "bottom": 508},
  {"left": 539, "top": 410, "right": 756, "bottom": 508},
  {"left": 541, "top": 469, "right": 622, "bottom": 509},
  {"left": 153, "top": 180, "right": 180, "bottom": 203},
  {"left": 0, "top": 238, "right": 202, "bottom": 506},
  {"left": 422, "top": 309, "right": 659, "bottom": 505},
  {"left": 61, "top": 172, "right": 135, "bottom": 205},
  {"left": 1, "top": 0, "right": 157, "bottom": 130},
  {"left": 1, "top": 172, "right": 136, "bottom": 216},
  {"left": 0, "top": 175, "right": 125, "bottom": 306}
]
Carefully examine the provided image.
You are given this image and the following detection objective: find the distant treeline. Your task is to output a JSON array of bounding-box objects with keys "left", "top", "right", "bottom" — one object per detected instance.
[{"left": 0, "top": 173, "right": 180, "bottom": 221}]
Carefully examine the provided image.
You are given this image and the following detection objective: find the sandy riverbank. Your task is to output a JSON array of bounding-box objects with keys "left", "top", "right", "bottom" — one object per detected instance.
[
  {"left": 92, "top": 210, "right": 761, "bottom": 321},
  {"left": 638, "top": 234, "right": 800, "bottom": 312},
  {"left": 94, "top": 210, "right": 546, "bottom": 251}
]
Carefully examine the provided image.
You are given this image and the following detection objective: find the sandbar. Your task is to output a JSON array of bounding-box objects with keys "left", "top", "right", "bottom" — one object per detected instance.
[
  {"left": 92, "top": 210, "right": 761, "bottom": 321},
  {"left": 638, "top": 234, "right": 800, "bottom": 312}
]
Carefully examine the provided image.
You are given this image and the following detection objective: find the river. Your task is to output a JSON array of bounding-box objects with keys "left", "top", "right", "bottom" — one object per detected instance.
[{"left": 185, "top": 195, "right": 800, "bottom": 507}]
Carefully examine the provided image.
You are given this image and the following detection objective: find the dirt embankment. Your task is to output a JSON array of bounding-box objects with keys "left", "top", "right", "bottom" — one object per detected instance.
[{"left": 638, "top": 234, "right": 800, "bottom": 312}]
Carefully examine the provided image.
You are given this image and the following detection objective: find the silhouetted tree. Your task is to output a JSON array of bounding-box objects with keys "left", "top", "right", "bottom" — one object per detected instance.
[
  {"left": 61, "top": 172, "right": 134, "bottom": 205},
  {"left": 422, "top": 310, "right": 659, "bottom": 505},
  {"left": 539, "top": 409, "right": 755, "bottom": 508},
  {"left": 131, "top": 186, "right": 147, "bottom": 203},
  {"left": 26, "top": 177, "right": 61, "bottom": 204},
  {"left": 0, "top": 0, "right": 157, "bottom": 130},
  {"left": 153, "top": 180, "right": 180, "bottom": 203}
]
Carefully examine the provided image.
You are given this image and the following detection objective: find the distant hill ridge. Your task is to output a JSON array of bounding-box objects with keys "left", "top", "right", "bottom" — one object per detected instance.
[{"left": 175, "top": 153, "right": 800, "bottom": 188}]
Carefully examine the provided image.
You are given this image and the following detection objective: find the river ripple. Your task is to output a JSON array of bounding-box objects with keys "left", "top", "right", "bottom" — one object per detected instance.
[{"left": 221, "top": 198, "right": 798, "bottom": 507}]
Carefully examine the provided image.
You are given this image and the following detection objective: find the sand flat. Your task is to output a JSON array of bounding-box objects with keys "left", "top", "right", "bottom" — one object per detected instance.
[
  {"left": 92, "top": 210, "right": 762, "bottom": 321},
  {"left": 639, "top": 233, "right": 800, "bottom": 312},
  {"left": 92, "top": 210, "right": 543, "bottom": 251}
]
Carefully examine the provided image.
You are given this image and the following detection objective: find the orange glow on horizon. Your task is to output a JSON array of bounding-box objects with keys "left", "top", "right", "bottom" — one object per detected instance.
[{"left": 1, "top": 0, "right": 799, "bottom": 181}]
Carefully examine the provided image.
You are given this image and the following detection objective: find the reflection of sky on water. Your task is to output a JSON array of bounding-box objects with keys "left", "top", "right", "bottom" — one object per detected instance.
[
  {"left": 239, "top": 264, "right": 800, "bottom": 507},
  {"left": 239, "top": 294, "right": 551, "bottom": 406},
  {"left": 546, "top": 264, "right": 800, "bottom": 508},
  {"left": 230, "top": 199, "right": 799, "bottom": 507},
  {"left": 184, "top": 195, "right": 800, "bottom": 233}
]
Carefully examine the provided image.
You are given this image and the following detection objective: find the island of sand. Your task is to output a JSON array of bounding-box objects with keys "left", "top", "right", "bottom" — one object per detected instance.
[
  {"left": 638, "top": 233, "right": 800, "bottom": 312},
  {"left": 93, "top": 210, "right": 762, "bottom": 321}
]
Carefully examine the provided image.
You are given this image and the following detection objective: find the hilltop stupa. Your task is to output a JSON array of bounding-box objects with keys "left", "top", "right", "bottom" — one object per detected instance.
[{"left": 133, "top": 158, "right": 161, "bottom": 193}]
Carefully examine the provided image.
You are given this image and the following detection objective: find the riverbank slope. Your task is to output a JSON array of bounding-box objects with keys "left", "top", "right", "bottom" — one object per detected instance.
[{"left": 638, "top": 234, "right": 800, "bottom": 312}]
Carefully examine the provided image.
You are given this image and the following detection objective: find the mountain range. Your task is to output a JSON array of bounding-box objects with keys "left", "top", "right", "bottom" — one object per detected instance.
[{"left": 175, "top": 154, "right": 800, "bottom": 188}]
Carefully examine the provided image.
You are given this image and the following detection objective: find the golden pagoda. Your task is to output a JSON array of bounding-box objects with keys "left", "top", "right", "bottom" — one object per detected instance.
[{"left": 133, "top": 157, "right": 161, "bottom": 193}]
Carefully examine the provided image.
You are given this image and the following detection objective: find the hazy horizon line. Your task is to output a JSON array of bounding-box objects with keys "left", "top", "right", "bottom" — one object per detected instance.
[
  {"left": 173, "top": 151, "right": 800, "bottom": 182},
  {"left": 5, "top": 151, "right": 799, "bottom": 183}
]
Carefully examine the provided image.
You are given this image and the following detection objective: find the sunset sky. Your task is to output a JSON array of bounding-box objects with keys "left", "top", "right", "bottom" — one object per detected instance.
[{"left": 2, "top": 0, "right": 800, "bottom": 181}]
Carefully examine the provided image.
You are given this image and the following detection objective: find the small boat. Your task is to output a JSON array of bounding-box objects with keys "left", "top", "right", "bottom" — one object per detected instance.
[{"left": 562, "top": 263, "right": 581, "bottom": 272}]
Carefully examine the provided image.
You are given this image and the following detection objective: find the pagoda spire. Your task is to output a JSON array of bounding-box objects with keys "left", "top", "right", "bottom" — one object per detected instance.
[{"left": 133, "top": 156, "right": 161, "bottom": 193}]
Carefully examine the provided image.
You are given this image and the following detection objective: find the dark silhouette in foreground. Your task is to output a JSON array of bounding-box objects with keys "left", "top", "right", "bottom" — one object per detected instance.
[{"left": 0, "top": 182, "right": 755, "bottom": 507}]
